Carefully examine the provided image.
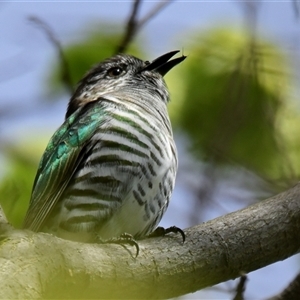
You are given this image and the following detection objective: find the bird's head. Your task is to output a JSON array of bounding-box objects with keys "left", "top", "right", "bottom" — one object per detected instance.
[{"left": 66, "top": 51, "right": 186, "bottom": 118}]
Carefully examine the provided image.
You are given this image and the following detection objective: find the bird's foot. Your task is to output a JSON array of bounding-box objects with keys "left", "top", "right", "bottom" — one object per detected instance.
[
  {"left": 148, "top": 226, "right": 185, "bottom": 243},
  {"left": 96, "top": 232, "right": 140, "bottom": 258}
]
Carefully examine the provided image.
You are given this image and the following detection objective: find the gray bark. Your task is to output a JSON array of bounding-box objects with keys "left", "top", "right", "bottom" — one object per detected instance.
[{"left": 0, "top": 182, "right": 300, "bottom": 299}]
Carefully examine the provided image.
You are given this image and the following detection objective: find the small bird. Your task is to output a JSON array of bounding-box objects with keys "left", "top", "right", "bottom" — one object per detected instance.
[{"left": 23, "top": 50, "right": 186, "bottom": 252}]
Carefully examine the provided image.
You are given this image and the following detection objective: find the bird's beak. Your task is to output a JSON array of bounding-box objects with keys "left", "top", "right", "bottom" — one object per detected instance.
[{"left": 143, "top": 50, "right": 186, "bottom": 77}]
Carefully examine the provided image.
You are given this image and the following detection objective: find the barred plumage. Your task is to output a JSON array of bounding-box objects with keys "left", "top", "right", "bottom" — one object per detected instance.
[{"left": 23, "top": 51, "right": 186, "bottom": 244}]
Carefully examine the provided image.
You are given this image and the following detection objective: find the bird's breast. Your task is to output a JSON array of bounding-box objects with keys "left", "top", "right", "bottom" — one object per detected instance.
[{"left": 44, "top": 101, "right": 177, "bottom": 241}]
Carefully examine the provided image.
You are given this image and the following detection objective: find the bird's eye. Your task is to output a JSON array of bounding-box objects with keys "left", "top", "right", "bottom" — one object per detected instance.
[{"left": 107, "top": 67, "right": 124, "bottom": 78}]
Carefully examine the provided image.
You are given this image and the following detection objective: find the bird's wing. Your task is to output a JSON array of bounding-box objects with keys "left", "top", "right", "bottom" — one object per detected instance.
[{"left": 23, "top": 100, "right": 105, "bottom": 231}]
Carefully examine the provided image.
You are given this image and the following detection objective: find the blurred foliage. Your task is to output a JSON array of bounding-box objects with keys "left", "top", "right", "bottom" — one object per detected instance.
[
  {"left": 0, "top": 143, "right": 43, "bottom": 228},
  {"left": 47, "top": 23, "right": 144, "bottom": 96},
  {"left": 168, "top": 28, "right": 300, "bottom": 183}
]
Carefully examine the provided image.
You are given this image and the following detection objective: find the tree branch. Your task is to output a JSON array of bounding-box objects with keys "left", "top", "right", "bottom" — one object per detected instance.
[
  {"left": 1, "top": 182, "right": 300, "bottom": 298},
  {"left": 29, "top": 16, "right": 74, "bottom": 94},
  {"left": 267, "top": 272, "right": 300, "bottom": 300}
]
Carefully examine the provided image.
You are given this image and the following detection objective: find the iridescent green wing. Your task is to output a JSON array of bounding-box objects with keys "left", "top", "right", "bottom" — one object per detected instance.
[{"left": 23, "top": 101, "right": 105, "bottom": 231}]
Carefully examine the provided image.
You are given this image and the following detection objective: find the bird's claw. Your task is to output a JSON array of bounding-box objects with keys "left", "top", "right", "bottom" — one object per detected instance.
[
  {"left": 99, "top": 233, "right": 140, "bottom": 257},
  {"left": 148, "top": 225, "right": 186, "bottom": 243}
]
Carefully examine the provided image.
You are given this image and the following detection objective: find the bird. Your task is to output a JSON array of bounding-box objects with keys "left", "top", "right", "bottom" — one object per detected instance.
[{"left": 23, "top": 50, "right": 186, "bottom": 254}]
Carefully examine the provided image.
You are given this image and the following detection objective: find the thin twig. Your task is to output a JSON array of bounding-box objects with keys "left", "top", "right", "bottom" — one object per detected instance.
[
  {"left": 233, "top": 274, "right": 247, "bottom": 300},
  {"left": 115, "top": 0, "right": 142, "bottom": 54},
  {"left": 116, "top": 0, "right": 175, "bottom": 54},
  {"left": 29, "top": 16, "right": 73, "bottom": 95},
  {"left": 292, "top": 0, "right": 300, "bottom": 19},
  {"left": 139, "top": 0, "right": 174, "bottom": 28}
]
